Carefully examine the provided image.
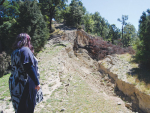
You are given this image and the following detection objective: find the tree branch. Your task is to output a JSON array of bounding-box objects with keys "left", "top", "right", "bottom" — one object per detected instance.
[{"left": 0, "top": 0, "right": 5, "bottom": 6}]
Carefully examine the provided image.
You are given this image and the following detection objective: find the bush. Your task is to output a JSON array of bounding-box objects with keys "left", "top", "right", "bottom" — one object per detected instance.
[
  {"left": 0, "top": 52, "right": 11, "bottom": 77},
  {"left": 75, "top": 37, "right": 135, "bottom": 61},
  {"left": 0, "top": 21, "right": 16, "bottom": 53}
]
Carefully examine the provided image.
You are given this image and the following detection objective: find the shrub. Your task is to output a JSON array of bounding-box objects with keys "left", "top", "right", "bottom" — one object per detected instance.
[
  {"left": 0, "top": 21, "right": 16, "bottom": 53},
  {"left": 0, "top": 52, "right": 11, "bottom": 77},
  {"left": 74, "top": 34, "right": 135, "bottom": 61}
]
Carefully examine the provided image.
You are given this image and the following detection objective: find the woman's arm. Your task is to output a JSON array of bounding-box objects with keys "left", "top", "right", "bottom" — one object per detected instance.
[
  {"left": 23, "top": 62, "right": 40, "bottom": 86},
  {"left": 20, "top": 47, "right": 40, "bottom": 90}
]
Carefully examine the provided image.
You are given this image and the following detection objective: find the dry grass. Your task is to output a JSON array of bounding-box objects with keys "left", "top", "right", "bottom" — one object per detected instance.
[
  {"left": 118, "top": 53, "right": 150, "bottom": 94},
  {"left": 37, "top": 73, "right": 128, "bottom": 113},
  {"left": 50, "top": 28, "right": 64, "bottom": 36}
]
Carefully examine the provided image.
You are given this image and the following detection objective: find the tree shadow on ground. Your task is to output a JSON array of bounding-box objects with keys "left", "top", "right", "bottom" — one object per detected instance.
[
  {"left": 53, "top": 43, "right": 66, "bottom": 47},
  {"left": 128, "top": 65, "right": 150, "bottom": 84},
  {"left": 55, "top": 24, "right": 76, "bottom": 31}
]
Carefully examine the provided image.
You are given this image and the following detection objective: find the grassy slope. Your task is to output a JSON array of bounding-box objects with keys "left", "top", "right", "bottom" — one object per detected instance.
[
  {"left": 0, "top": 74, "right": 10, "bottom": 100},
  {"left": 118, "top": 53, "right": 150, "bottom": 94}
]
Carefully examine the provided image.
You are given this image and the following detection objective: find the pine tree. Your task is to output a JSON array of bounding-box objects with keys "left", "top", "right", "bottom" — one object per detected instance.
[
  {"left": 135, "top": 10, "right": 150, "bottom": 65},
  {"left": 63, "top": 0, "right": 85, "bottom": 27},
  {"left": 16, "top": 1, "right": 49, "bottom": 52},
  {"left": 108, "top": 24, "right": 121, "bottom": 44},
  {"left": 123, "top": 24, "right": 137, "bottom": 47},
  {"left": 118, "top": 15, "right": 128, "bottom": 47}
]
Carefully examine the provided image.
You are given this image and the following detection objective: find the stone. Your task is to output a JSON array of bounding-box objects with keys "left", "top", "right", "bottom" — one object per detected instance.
[
  {"left": 100, "top": 79, "right": 103, "bottom": 82},
  {"left": 125, "top": 103, "right": 131, "bottom": 109},
  {"left": 117, "top": 102, "right": 121, "bottom": 105},
  {"left": 68, "top": 52, "right": 74, "bottom": 58},
  {"left": 60, "top": 108, "right": 65, "bottom": 112},
  {"left": 108, "top": 79, "right": 111, "bottom": 82},
  {"left": 107, "top": 82, "right": 111, "bottom": 86},
  {"left": 123, "top": 97, "right": 125, "bottom": 101},
  {"left": 101, "top": 82, "right": 104, "bottom": 85},
  {"left": 104, "top": 76, "right": 109, "bottom": 81}
]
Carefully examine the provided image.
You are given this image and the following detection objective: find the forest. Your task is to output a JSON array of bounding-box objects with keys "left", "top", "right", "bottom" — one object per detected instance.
[{"left": 0, "top": 0, "right": 150, "bottom": 77}]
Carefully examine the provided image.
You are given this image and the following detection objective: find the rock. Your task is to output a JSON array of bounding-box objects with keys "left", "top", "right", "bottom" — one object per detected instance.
[
  {"left": 125, "top": 103, "right": 131, "bottom": 109},
  {"left": 107, "top": 82, "right": 111, "bottom": 86},
  {"left": 65, "top": 84, "right": 69, "bottom": 86},
  {"left": 104, "top": 76, "right": 109, "bottom": 81},
  {"left": 65, "top": 45, "right": 72, "bottom": 53},
  {"left": 108, "top": 79, "right": 111, "bottom": 82},
  {"left": 68, "top": 52, "right": 74, "bottom": 58},
  {"left": 101, "top": 82, "right": 104, "bottom": 85},
  {"left": 110, "top": 88, "right": 114, "bottom": 91},
  {"left": 111, "top": 84, "right": 115, "bottom": 89},
  {"left": 123, "top": 97, "right": 125, "bottom": 101},
  {"left": 100, "top": 79, "right": 103, "bottom": 82},
  {"left": 60, "top": 108, "right": 65, "bottom": 112},
  {"left": 113, "top": 93, "right": 117, "bottom": 96},
  {"left": 117, "top": 102, "right": 121, "bottom": 105}
]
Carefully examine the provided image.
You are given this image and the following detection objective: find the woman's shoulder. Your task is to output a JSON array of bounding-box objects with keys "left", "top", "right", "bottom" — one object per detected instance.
[
  {"left": 20, "top": 46, "right": 30, "bottom": 52},
  {"left": 20, "top": 46, "right": 33, "bottom": 57},
  {"left": 11, "top": 49, "right": 20, "bottom": 56}
]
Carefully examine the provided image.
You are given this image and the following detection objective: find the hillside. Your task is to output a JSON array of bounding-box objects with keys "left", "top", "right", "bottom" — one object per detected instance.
[{"left": 0, "top": 24, "right": 144, "bottom": 113}]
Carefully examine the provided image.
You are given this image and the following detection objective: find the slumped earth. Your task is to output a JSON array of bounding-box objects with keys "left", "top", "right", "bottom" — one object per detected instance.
[{"left": 0, "top": 36, "right": 133, "bottom": 113}]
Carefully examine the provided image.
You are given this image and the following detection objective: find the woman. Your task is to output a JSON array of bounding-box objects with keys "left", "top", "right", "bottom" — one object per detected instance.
[{"left": 9, "top": 33, "right": 43, "bottom": 113}]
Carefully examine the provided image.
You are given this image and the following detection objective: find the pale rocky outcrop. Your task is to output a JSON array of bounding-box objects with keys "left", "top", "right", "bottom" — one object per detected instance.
[{"left": 98, "top": 55, "right": 150, "bottom": 113}]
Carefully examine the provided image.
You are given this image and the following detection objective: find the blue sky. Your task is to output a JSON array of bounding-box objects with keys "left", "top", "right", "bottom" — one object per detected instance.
[{"left": 67, "top": 0, "right": 150, "bottom": 31}]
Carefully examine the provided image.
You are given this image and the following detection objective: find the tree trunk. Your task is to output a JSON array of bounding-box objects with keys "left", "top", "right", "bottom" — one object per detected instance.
[
  {"left": 0, "top": 16, "right": 3, "bottom": 25},
  {"left": 49, "top": 7, "right": 55, "bottom": 31},
  {"left": 49, "top": 16, "right": 52, "bottom": 30},
  {"left": 122, "top": 25, "right": 124, "bottom": 47},
  {"left": 0, "top": 40, "right": 2, "bottom": 53},
  {"left": 112, "top": 34, "right": 114, "bottom": 44}
]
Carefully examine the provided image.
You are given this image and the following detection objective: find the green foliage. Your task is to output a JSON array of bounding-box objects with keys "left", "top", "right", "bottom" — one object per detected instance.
[
  {"left": 107, "top": 24, "right": 121, "bottom": 44},
  {"left": 15, "top": 1, "right": 49, "bottom": 52},
  {"left": 0, "top": 0, "right": 19, "bottom": 24},
  {"left": 118, "top": 15, "right": 128, "bottom": 47},
  {"left": 39, "top": 0, "right": 67, "bottom": 30},
  {"left": 123, "top": 24, "right": 137, "bottom": 47},
  {"left": 91, "top": 12, "right": 110, "bottom": 39},
  {"left": 0, "top": 21, "right": 16, "bottom": 53},
  {"left": 0, "top": 1, "right": 50, "bottom": 76},
  {"left": 135, "top": 10, "right": 150, "bottom": 65},
  {"left": 132, "top": 37, "right": 141, "bottom": 51},
  {"left": 63, "top": 0, "right": 85, "bottom": 27},
  {"left": 54, "top": 7, "right": 64, "bottom": 23},
  {"left": 0, "top": 52, "right": 11, "bottom": 77},
  {"left": 83, "top": 13, "right": 95, "bottom": 33}
]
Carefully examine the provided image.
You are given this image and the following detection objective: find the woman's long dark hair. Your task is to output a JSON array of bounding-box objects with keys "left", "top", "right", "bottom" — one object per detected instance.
[{"left": 13, "top": 33, "right": 33, "bottom": 51}]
